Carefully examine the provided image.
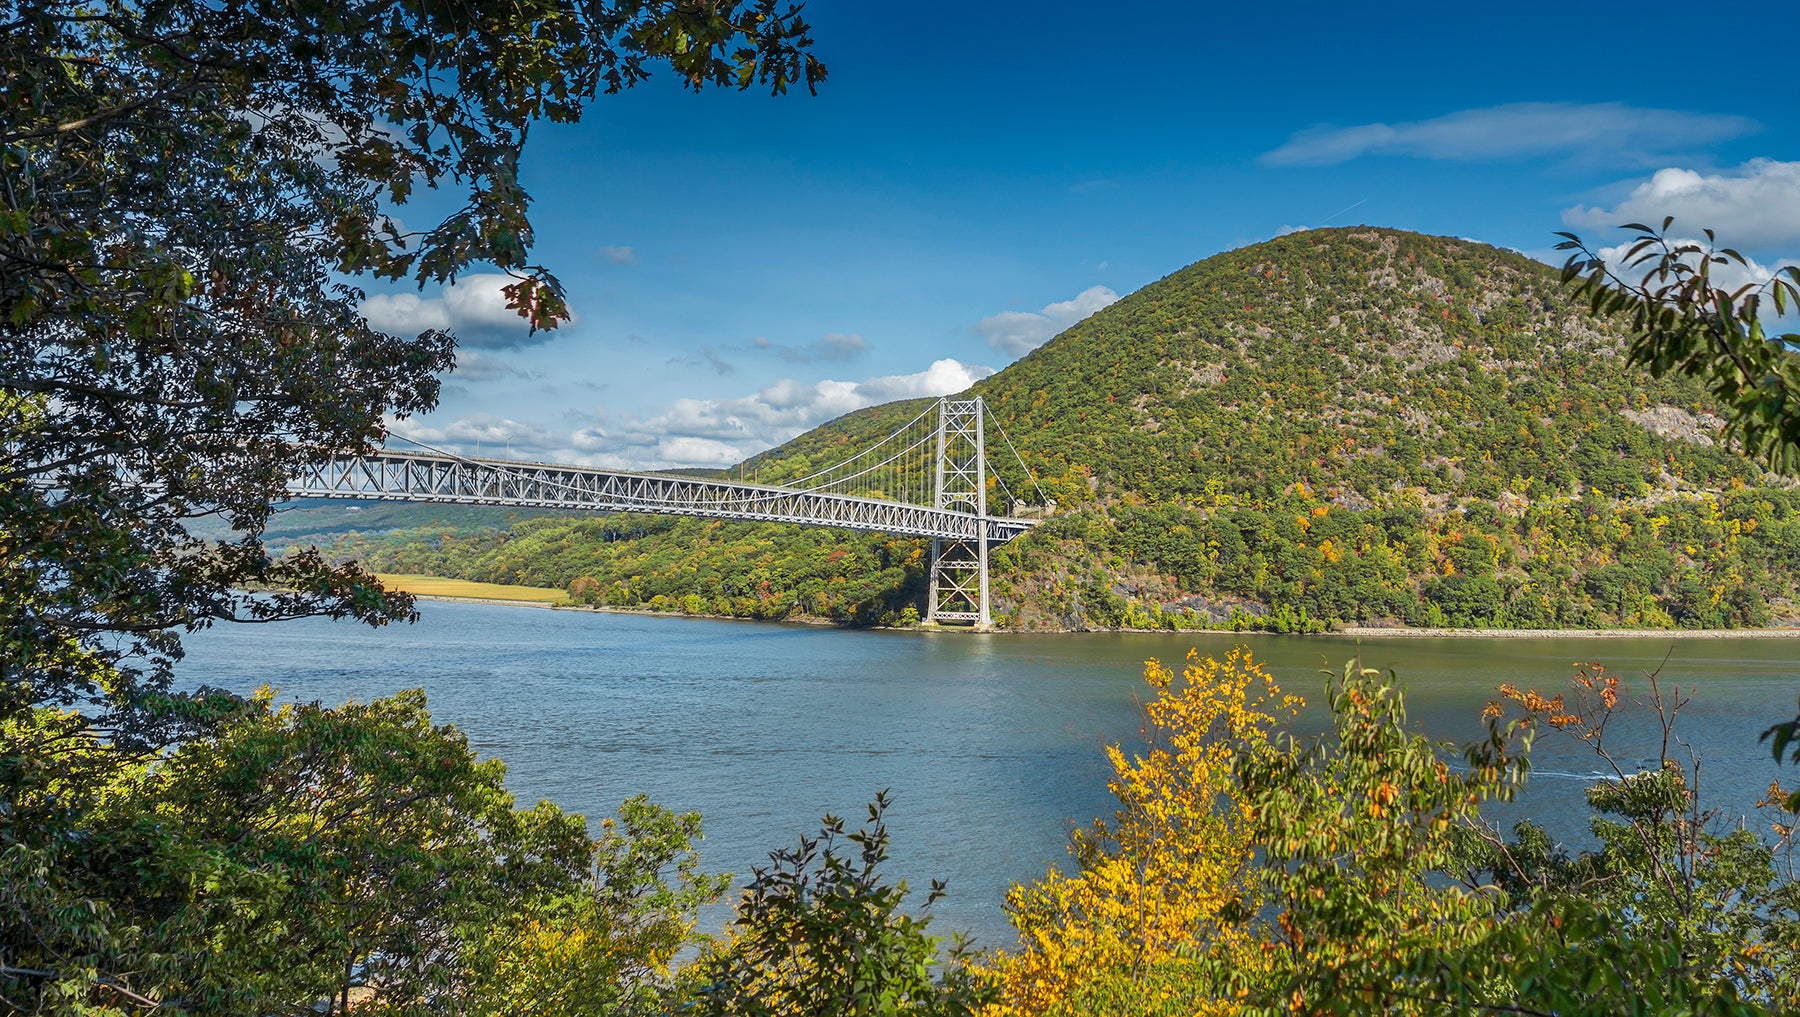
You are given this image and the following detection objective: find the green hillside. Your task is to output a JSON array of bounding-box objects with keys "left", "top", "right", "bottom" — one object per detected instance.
[{"left": 327, "top": 227, "right": 1800, "bottom": 631}]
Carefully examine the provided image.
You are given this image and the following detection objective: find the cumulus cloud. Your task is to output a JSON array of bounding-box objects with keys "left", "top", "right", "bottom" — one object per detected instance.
[
  {"left": 1582, "top": 237, "right": 1800, "bottom": 300},
  {"left": 852, "top": 358, "right": 994, "bottom": 403},
  {"left": 973, "top": 285, "right": 1119, "bottom": 357},
  {"left": 360, "top": 274, "right": 568, "bottom": 349},
  {"left": 597, "top": 245, "right": 638, "bottom": 266},
  {"left": 1260, "top": 102, "right": 1758, "bottom": 168},
  {"left": 1563, "top": 159, "right": 1800, "bottom": 253},
  {"left": 750, "top": 331, "right": 869, "bottom": 363},
  {"left": 607, "top": 358, "right": 995, "bottom": 466},
  {"left": 387, "top": 358, "right": 996, "bottom": 469},
  {"left": 386, "top": 412, "right": 561, "bottom": 459}
]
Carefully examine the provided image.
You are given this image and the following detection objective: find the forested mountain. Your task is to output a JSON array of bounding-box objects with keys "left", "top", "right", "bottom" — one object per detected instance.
[{"left": 331, "top": 227, "right": 1800, "bottom": 630}]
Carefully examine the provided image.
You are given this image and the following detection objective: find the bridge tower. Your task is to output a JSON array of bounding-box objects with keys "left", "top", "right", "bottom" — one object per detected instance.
[{"left": 926, "top": 397, "right": 991, "bottom": 627}]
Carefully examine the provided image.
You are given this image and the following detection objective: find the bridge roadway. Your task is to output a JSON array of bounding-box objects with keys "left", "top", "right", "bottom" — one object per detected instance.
[{"left": 287, "top": 449, "right": 1038, "bottom": 543}]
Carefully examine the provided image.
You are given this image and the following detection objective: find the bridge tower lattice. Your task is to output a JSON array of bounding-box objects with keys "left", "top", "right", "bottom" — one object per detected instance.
[{"left": 927, "top": 397, "right": 990, "bottom": 627}]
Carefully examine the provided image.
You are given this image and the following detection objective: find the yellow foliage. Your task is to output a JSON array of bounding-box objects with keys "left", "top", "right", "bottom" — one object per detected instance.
[
  {"left": 464, "top": 901, "right": 691, "bottom": 1017},
  {"left": 978, "top": 649, "right": 1297, "bottom": 1016}
]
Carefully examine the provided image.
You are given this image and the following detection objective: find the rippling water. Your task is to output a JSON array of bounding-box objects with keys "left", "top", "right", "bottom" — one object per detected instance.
[{"left": 173, "top": 603, "right": 1800, "bottom": 949}]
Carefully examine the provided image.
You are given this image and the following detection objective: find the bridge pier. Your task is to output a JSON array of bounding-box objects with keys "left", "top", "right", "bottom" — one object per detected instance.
[{"left": 926, "top": 535, "right": 990, "bottom": 627}]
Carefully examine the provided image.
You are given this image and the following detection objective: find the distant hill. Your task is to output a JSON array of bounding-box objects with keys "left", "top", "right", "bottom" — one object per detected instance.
[
  {"left": 322, "top": 228, "right": 1800, "bottom": 631},
  {"left": 766, "top": 227, "right": 1757, "bottom": 505}
]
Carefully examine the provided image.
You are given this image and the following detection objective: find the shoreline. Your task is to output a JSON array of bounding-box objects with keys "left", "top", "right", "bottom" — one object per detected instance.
[
  {"left": 405, "top": 594, "right": 841, "bottom": 627},
  {"left": 1335, "top": 625, "right": 1800, "bottom": 639},
  {"left": 403, "top": 595, "right": 1800, "bottom": 639}
]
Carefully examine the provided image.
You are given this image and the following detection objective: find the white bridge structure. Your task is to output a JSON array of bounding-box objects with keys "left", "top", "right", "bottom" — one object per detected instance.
[{"left": 287, "top": 397, "right": 1051, "bottom": 627}]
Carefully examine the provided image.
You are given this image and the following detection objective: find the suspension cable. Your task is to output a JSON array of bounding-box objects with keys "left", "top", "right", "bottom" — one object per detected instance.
[
  {"left": 783, "top": 399, "right": 941, "bottom": 488},
  {"left": 990, "top": 416, "right": 1050, "bottom": 505}
]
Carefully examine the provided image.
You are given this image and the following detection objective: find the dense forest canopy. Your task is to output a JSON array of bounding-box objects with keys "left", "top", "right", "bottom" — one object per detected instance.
[{"left": 330, "top": 227, "right": 1800, "bottom": 631}]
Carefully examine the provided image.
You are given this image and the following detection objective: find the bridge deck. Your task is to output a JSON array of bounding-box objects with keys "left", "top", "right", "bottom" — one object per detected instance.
[{"left": 287, "top": 450, "right": 1037, "bottom": 543}]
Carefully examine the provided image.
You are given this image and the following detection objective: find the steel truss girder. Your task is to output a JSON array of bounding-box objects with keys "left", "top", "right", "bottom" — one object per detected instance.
[{"left": 285, "top": 450, "right": 1035, "bottom": 544}]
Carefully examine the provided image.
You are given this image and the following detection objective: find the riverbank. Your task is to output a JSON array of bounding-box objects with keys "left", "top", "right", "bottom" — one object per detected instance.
[
  {"left": 373, "top": 571, "right": 1800, "bottom": 638},
  {"left": 395, "top": 590, "right": 842, "bottom": 627},
  {"left": 394, "top": 592, "right": 1800, "bottom": 639},
  {"left": 1338, "top": 625, "right": 1800, "bottom": 639}
]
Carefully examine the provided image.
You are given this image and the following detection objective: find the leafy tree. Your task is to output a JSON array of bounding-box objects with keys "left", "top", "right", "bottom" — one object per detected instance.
[
  {"left": 979, "top": 649, "right": 1293, "bottom": 1016},
  {"left": 3, "top": 8, "right": 822, "bottom": 1010},
  {"left": 1557, "top": 221, "right": 1800, "bottom": 472},
  {"left": 4, "top": 690, "right": 584, "bottom": 1013},
  {"left": 1351, "top": 665, "right": 1800, "bottom": 1016},
  {"left": 1558, "top": 221, "right": 1800, "bottom": 805},
  {"left": 690, "top": 791, "right": 989, "bottom": 1017},
  {"left": 462, "top": 795, "right": 730, "bottom": 1017},
  {"left": 3, "top": 689, "right": 727, "bottom": 1015},
  {"left": 983, "top": 648, "right": 1798, "bottom": 1016},
  {"left": 1224, "top": 659, "right": 1532, "bottom": 1015},
  {"left": 2, "top": 0, "right": 824, "bottom": 740}
]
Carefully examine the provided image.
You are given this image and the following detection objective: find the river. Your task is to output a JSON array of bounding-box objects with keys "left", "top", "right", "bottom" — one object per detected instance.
[{"left": 173, "top": 602, "right": 1800, "bottom": 950}]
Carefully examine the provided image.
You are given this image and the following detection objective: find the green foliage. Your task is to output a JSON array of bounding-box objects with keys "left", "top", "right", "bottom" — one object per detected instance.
[
  {"left": 979, "top": 651, "right": 1800, "bottom": 1015},
  {"left": 0, "top": 690, "right": 725, "bottom": 1015},
  {"left": 1225, "top": 659, "right": 1532, "bottom": 1013},
  {"left": 460, "top": 795, "right": 730, "bottom": 1017},
  {"left": 689, "top": 792, "right": 990, "bottom": 1017},
  {"left": 2, "top": 0, "right": 824, "bottom": 741},
  {"left": 1767, "top": 704, "right": 1800, "bottom": 811},
  {"left": 1553, "top": 219, "right": 1800, "bottom": 810},
  {"left": 1558, "top": 221, "right": 1800, "bottom": 473},
  {"left": 1351, "top": 664, "right": 1800, "bottom": 1016},
  {"left": 3, "top": 691, "right": 561, "bottom": 1012}
]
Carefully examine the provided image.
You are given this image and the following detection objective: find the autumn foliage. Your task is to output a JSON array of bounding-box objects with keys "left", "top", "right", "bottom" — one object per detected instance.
[
  {"left": 978, "top": 649, "right": 1293, "bottom": 1016},
  {"left": 970, "top": 648, "right": 1800, "bottom": 1017}
]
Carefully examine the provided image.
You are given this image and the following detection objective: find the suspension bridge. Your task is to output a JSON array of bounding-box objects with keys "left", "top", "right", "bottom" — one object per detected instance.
[{"left": 287, "top": 397, "right": 1053, "bottom": 627}]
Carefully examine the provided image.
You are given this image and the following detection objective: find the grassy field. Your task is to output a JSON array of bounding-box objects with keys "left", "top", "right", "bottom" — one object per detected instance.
[{"left": 374, "top": 574, "right": 569, "bottom": 604}]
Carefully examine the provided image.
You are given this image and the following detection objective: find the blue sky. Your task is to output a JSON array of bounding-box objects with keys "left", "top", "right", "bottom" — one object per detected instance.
[{"left": 368, "top": 0, "right": 1800, "bottom": 469}]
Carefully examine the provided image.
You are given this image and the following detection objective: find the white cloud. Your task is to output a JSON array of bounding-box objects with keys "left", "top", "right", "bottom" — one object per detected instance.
[
  {"left": 1563, "top": 159, "right": 1800, "bottom": 253},
  {"left": 973, "top": 285, "right": 1119, "bottom": 357},
  {"left": 598, "top": 245, "right": 638, "bottom": 266},
  {"left": 386, "top": 412, "right": 559, "bottom": 458},
  {"left": 360, "top": 273, "right": 569, "bottom": 349},
  {"left": 1261, "top": 102, "right": 1757, "bottom": 168},
  {"left": 388, "top": 358, "right": 997, "bottom": 470},
  {"left": 1584, "top": 237, "right": 1799, "bottom": 299},
  {"left": 854, "top": 358, "right": 993, "bottom": 403},
  {"left": 750, "top": 331, "right": 870, "bottom": 363}
]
